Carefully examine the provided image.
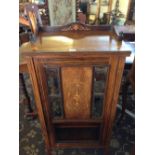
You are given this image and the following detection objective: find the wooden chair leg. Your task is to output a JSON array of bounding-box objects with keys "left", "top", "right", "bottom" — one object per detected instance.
[
  {"left": 45, "top": 148, "right": 52, "bottom": 155},
  {"left": 19, "top": 73, "right": 36, "bottom": 118},
  {"left": 131, "top": 145, "right": 135, "bottom": 155},
  {"left": 121, "top": 80, "right": 130, "bottom": 119},
  {"left": 117, "top": 80, "right": 130, "bottom": 125},
  {"left": 104, "top": 145, "right": 110, "bottom": 155}
]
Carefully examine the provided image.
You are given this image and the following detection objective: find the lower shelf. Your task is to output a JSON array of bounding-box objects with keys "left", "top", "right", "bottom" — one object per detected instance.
[{"left": 55, "top": 125, "right": 101, "bottom": 143}]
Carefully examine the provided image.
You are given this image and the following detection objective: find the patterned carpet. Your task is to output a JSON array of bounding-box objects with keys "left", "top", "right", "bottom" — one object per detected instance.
[{"left": 19, "top": 72, "right": 135, "bottom": 155}]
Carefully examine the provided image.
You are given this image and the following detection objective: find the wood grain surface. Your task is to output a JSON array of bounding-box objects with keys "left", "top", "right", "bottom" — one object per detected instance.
[{"left": 61, "top": 67, "right": 92, "bottom": 119}]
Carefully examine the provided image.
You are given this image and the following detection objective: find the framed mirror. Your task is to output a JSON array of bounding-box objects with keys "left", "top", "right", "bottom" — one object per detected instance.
[
  {"left": 76, "top": 0, "right": 135, "bottom": 25},
  {"left": 76, "top": 0, "right": 112, "bottom": 25}
]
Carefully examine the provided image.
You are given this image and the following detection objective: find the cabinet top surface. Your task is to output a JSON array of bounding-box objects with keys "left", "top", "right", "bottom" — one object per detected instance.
[
  {"left": 20, "top": 31, "right": 134, "bottom": 52},
  {"left": 20, "top": 31, "right": 134, "bottom": 64}
]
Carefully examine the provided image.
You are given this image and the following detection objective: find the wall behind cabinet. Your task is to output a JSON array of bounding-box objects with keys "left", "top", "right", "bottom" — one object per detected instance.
[{"left": 48, "top": 0, "right": 76, "bottom": 26}]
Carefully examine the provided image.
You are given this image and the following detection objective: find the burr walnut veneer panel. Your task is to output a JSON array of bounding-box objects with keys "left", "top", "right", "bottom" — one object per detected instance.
[{"left": 61, "top": 67, "right": 92, "bottom": 119}]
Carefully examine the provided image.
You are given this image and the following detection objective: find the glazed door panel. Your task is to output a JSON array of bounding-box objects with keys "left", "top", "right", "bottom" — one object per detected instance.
[{"left": 34, "top": 60, "right": 110, "bottom": 121}]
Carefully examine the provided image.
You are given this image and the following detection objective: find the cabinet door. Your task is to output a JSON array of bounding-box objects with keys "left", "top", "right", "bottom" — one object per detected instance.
[
  {"left": 33, "top": 57, "right": 110, "bottom": 121},
  {"left": 27, "top": 53, "right": 126, "bottom": 147}
]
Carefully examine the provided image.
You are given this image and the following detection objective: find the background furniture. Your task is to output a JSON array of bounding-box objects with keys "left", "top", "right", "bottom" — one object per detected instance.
[
  {"left": 77, "top": 11, "right": 87, "bottom": 24},
  {"left": 20, "top": 0, "right": 49, "bottom": 25},
  {"left": 76, "top": 0, "right": 134, "bottom": 25},
  {"left": 113, "top": 26, "right": 135, "bottom": 121},
  {"left": 19, "top": 9, "right": 37, "bottom": 117},
  {"left": 19, "top": 15, "right": 31, "bottom": 45},
  {"left": 20, "top": 52, "right": 36, "bottom": 118},
  {"left": 126, "top": 0, "right": 135, "bottom": 22},
  {"left": 114, "top": 25, "right": 135, "bottom": 41},
  {"left": 121, "top": 58, "right": 135, "bottom": 119},
  {"left": 25, "top": 3, "right": 42, "bottom": 36},
  {"left": 19, "top": 32, "right": 30, "bottom": 45},
  {"left": 19, "top": 4, "right": 41, "bottom": 45},
  {"left": 19, "top": 0, "right": 135, "bottom": 26}
]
